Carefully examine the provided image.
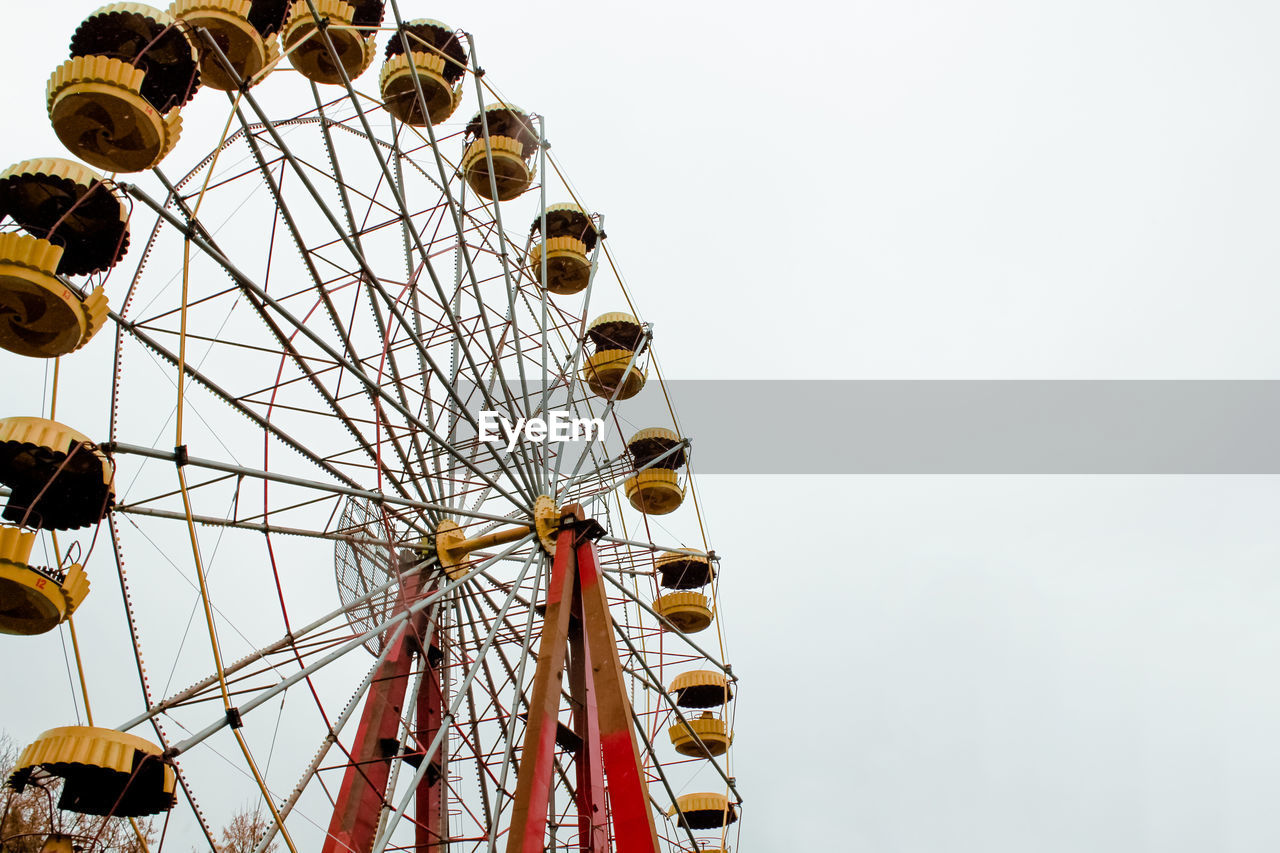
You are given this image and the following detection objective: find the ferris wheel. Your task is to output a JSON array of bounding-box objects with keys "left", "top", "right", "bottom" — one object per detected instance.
[{"left": 0, "top": 3, "right": 742, "bottom": 852}]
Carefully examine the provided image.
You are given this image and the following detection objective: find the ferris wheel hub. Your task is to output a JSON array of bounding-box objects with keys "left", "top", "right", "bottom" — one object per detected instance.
[
  {"left": 434, "top": 496, "right": 562, "bottom": 579},
  {"left": 532, "top": 494, "right": 560, "bottom": 553}
]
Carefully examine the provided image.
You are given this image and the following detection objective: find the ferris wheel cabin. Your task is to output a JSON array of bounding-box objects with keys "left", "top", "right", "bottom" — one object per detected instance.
[
  {"left": 623, "top": 426, "right": 687, "bottom": 514},
  {"left": 669, "top": 791, "right": 739, "bottom": 831},
  {"left": 169, "top": 0, "right": 289, "bottom": 90},
  {"left": 0, "top": 417, "right": 115, "bottom": 532},
  {"left": 529, "top": 202, "right": 597, "bottom": 295},
  {"left": 462, "top": 102, "right": 539, "bottom": 201},
  {"left": 581, "top": 311, "right": 648, "bottom": 400},
  {"left": 0, "top": 158, "right": 125, "bottom": 358},
  {"left": 379, "top": 18, "right": 466, "bottom": 125},
  {"left": 668, "top": 711, "right": 732, "bottom": 758},
  {"left": 655, "top": 549, "right": 717, "bottom": 635},
  {"left": 282, "top": 0, "right": 382, "bottom": 85},
  {"left": 48, "top": 4, "right": 201, "bottom": 173},
  {"left": 0, "top": 525, "right": 89, "bottom": 636},
  {"left": 7, "top": 726, "right": 176, "bottom": 817}
]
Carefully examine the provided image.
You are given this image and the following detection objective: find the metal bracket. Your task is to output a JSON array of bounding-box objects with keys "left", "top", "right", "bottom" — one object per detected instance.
[{"left": 561, "top": 516, "right": 606, "bottom": 544}]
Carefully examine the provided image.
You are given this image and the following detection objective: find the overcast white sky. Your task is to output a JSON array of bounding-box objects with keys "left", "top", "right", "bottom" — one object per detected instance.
[{"left": 3, "top": 2, "right": 1280, "bottom": 851}]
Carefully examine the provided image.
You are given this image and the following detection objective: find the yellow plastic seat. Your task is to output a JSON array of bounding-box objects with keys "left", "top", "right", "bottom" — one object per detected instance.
[
  {"left": 48, "top": 3, "right": 199, "bottom": 172},
  {"left": 380, "top": 19, "right": 465, "bottom": 125},
  {"left": 583, "top": 349, "right": 646, "bottom": 400},
  {"left": 654, "top": 591, "right": 712, "bottom": 633},
  {"left": 667, "top": 712, "right": 731, "bottom": 757},
  {"left": 462, "top": 104, "right": 539, "bottom": 201},
  {"left": 282, "top": 0, "right": 378, "bottom": 85},
  {"left": 0, "top": 417, "right": 114, "bottom": 530},
  {"left": 0, "top": 234, "right": 108, "bottom": 358},
  {"left": 667, "top": 792, "right": 738, "bottom": 830},
  {"left": 8, "top": 726, "right": 176, "bottom": 817},
  {"left": 529, "top": 203, "right": 598, "bottom": 295},
  {"left": 622, "top": 427, "right": 686, "bottom": 515},
  {"left": 0, "top": 158, "right": 130, "bottom": 277},
  {"left": 656, "top": 550, "right": 714, "bottom": 590},
  {"left": 47, "top": 55, "right": 184, "bottom": 173},
  {"left": 0, "top": 526, "right": 90, "bottom": 636},
  {"left": 170, "top": 0, "right": 282, "bottom": 90},
  {"left": 528, "top": 237, "right": 591, "bottom": 295},
  {"left": 668, "top": 669, "right": 733, "bottom": 709},
  {"left": 581, "top": 312, "right": 646, "bottom": 400}
]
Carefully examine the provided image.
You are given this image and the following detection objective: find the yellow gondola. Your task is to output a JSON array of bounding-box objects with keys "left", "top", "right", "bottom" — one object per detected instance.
[
  {"left": 379, "top": 18, "right": 465, "bottom": 125},
  {"left": 667, "top": 792, "right": 738, "bottom": 830},
  {"left": 0, "top": 417, "right": 114, "bottom": 531},
  {"left": 8, "top": 727, "right": 176, "bottom": 817},
  {"left": 169, "top": 0, "right": 286, "bottom": 90},
  {"left": 0, "top": 526, "right": 90, "bottom": 636},
  {"left": 622, "top": 427, "right": 686, "bottom": 514},
  {"left": 281, "top": 0, "right": 380, "bottom": 85},
  {"left": 581, "top": 312, "right": 647, "bottom": 400},
  {"left": 529, "top": 203, "right": 597, "bottom": 295},
  {"left": 461, "top": 103, "right": 539, "bottom": 201},
  {"left": 49, "top": 4, "right": 198, "bottom": 172},
  {"left": 667, "top": 712, "right": 731, "bottom": 757}
]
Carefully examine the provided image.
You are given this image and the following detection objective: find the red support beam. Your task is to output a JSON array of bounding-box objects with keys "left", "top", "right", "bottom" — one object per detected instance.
[
  {"left": 415, "top": 618, "right": 445, "bottom": 850},
  {"left": 505, "top": 521, "right": 579, "bottom": 852},
  {"left": 569, "top": 583, "right": 607, "bottom": 852},
  {"left": 325, "top": 569, "right": 432, "bottom": 853},
  {"left": 575, "top": 533, "right": 661, "bottom": 853},
  {"left": 508, "top": 508, "right": 660, "bottom": 853},
  {"left": 322, "top": 630, "right": 417, "bottom": 853}
]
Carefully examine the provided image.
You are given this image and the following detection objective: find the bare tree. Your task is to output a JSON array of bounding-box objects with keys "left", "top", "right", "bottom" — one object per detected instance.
[{"left": 208, "top": 806, "right": 278, "bottom": 853}]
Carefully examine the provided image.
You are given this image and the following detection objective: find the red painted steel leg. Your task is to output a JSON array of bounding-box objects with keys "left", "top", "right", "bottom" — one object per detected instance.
[
  {"left": 569, "top": 583, "right": 607, "bottom": 853},
  {"left": 323, "top": 629, "right": 417, "bottom": 853},
  {"left": 575, "top": 535, "right": 660, "bottom": 853},
  {"left": 415, "top": 629, "right": 445, "bottom": 849},
  {"left": 508, "top": 510, "right": 660, "bottom": 853},
  {"left": 324, "top": 572, "right": 428, "bottom": 853},
  {"left": 505, "top": 522, "right": 579, "bottom": 853}
]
